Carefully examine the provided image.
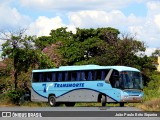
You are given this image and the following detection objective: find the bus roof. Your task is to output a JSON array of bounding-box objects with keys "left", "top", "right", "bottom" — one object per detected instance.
[{"left": 32, "top": 65, "right": 140, "bottom": 72}]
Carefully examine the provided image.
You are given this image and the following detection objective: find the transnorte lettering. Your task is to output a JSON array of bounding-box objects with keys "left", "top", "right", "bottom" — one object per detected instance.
[{"left": 54, "top": 83, "right": 84, "bottom": 88}]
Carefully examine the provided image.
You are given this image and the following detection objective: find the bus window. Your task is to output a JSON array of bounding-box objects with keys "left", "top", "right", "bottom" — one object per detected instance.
[
  {"left": 58, "top": 72, "right": 62, "bottom": 81},
  {"left": 97, "top": 70, "right": 101, "bottom": 80},
  {"left": 52, "top": 72, "right": 56, "bottom": 81},
  {"left": 101, "top": 71, "right": 106, "bottom": 80},
  {"left": 110, "top": 70, "right": 120, "bottom": 88},
  {"left": 88, "top": 71, "right": 92, "bottom": 80},
  {"left": 65, "top": 72, "right": 69, "bottom": 81},
  {"left": 76, "top": 72, "right": 81, "bottom": 81},
  {"left": 81, "top": 71, "right": 86, "bottom": 80},
  {"left": 39, "top": 73, "right": 43, "bottom": 82},
  {"left": 93, "top": 71, "right": 97, "bottom": 80},
  {"left": 71, "top": 72, "right": 77, "bottom": 81},
  {"left": 32, "top": 73, "right": 39, "bottom": 82},
  {"left": 46, "top": 72, "right": 52, "bottom": 82}
]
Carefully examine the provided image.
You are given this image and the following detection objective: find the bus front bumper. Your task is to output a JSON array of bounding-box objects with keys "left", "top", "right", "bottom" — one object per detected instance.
[{"left": 120, "top": 95, "right": 143, "bottom": 103}]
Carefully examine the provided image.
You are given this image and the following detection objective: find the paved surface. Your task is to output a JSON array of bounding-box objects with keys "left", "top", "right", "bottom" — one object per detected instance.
[
  {"left": 0, "top": 107, "right": 159, "bottom": 120},
  {"left": 0, "top": 106, "right": 142, "bottom": 111}
]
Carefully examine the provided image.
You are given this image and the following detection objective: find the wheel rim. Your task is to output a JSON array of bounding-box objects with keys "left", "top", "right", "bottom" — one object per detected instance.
[{"left": 49, "top": 97, "right": 55, "bottom": 106}]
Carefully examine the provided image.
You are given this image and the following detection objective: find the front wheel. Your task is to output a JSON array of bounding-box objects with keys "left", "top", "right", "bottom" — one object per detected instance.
[
  {"left": 48, "top": 95, "right": 56, "bottom": 107},
  {"left": 101, "top": 95, "right": 106, "bottom": 107}
]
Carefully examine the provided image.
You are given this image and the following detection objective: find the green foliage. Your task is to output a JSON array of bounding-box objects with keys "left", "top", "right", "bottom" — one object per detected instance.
[
  {"left": 34, "top": 36, "right": 53, "bottom": 50},
  {"left": 34, "top": 27, "right": 153, "bottom": 75},
  {"left": 1, "top": 29, "right": 55, "bottom": 90},
  {"left": 152, "top": 49, "right": 160, "bottom": 57},
  {"left": 7, "top": 89, "right": 25, "bottom": 104},
  {"left": 143, "top": 72, "right": 160, "bottom": 101}
]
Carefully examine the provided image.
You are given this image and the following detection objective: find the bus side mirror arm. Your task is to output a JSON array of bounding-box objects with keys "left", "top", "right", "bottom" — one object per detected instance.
[{"left": 105, "top": 69, "right": 113, "bottom": 83}]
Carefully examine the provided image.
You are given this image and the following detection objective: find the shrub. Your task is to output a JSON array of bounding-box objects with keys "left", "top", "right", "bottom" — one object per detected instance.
[
  {"left": 7, "top": 89, "right": 25, "bottom": 104},
  {"left": 143, "top": 72, "right": 160, "bottom": 101}
]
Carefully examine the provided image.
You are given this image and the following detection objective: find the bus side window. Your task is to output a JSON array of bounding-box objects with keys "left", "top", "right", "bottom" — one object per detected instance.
[
  {"left": 76, "top": 72, "right": 80, "bottom": 81},
  {"left": 93, "top": 71, "right": 97, "bottom": 80},
  {"left": 97, "top": 70, "right": 101, "bottom": 80},
  {"left": 58, "top": 72, "right": 62, "bottom": 81},
  {"left": 81, "top": 71, "right": 85, "bottom": 80},
  {"left": 110, "top": 70, "right": 120, "bottom": 88},
  {"left": 101, "top": 70, "right": 106, "bottom": 80},
  {"left": 88, "top": 71, "right": 92, "bottom": 80},
  {"left": 71, "top": 72, "right": 77, "bottom": 81},
  {"left": 65, "top": 72, "right": 69, "bottom": 81},
  {"left": 85, "top": 71, "right": 88, "bottom": 80},
  {"left": 33, "top": 73, "right": 39, "bottom": 82},
  {"left": 39, "top": 73, "right": 43, "bottom": 82},
  {"left": 46, "top": 72, "right": 52, "bottom": 82},
  {"left": 52, "top": 72, "right": 56, "bottom": 81}
]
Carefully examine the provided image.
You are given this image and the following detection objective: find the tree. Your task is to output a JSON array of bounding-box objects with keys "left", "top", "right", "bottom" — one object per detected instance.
[
  {"left": 35, "top": 27, "right": 147, "bottom": 67},
  {"left": 152, "top": 49, "right": 160, "bottom": 57},
  {"left": 1, "top": 29, "right": 54, "bottom": 90}
]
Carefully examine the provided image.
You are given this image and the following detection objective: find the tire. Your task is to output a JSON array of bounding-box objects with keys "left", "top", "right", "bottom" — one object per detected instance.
[
  {"left": 48, "top": 95, "right": 56, "bottom": 107},
  {"left": 65, "top": 102, "right": 76, "bottom": 107},
  {"left": 101, "top": 95, "right": 106, "bottom": 107},
  {"left": 120, "top": 102, "right": 124, "bottom": 107}
]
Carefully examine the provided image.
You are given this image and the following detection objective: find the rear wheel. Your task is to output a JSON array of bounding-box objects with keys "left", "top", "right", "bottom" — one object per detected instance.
[
  {"left": 65, "top": 102, "right": 76, "bottom": 107},
  {"left": 101, "top": 95, "right": 106, "bottom": 107},
  {"left": 48, "top": 95, "right": 56, "bottom": 107}
]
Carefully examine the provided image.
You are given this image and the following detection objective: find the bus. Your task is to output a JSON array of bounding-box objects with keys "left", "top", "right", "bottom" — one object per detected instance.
[{"left": 31, "top": 65, "right": 144, "bottom": 107}]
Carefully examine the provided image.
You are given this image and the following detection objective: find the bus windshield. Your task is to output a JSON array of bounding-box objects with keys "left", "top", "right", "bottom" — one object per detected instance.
[{"left": 120, "top": 71, "right": 143, "bottom": 89}]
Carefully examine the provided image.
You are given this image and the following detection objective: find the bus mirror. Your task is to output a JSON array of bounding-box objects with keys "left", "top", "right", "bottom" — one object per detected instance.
[{"left": 105, "top": 69, "right": 113, "bottom": 83}]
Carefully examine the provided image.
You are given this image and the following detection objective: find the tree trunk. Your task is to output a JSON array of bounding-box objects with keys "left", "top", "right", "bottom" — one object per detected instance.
[
  {"left": 13, "top": 48, "right": 18, "bottom": 90},
  {"left": 14, "top": 71, "right": 18, "bottom": 90}
]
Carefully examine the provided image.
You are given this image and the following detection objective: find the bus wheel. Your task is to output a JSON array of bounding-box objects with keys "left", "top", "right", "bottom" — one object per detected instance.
[
  {"left": 101, "top": 95, "right": 106, "bottom": 107},
  {"left": 120, "top": 103, "right": 124, "bottom": 107},
  {"left": 65, "top": 102, "right": 75, "bottom": 107},
  {"left": 48, "top": 95, "right": 56, "bottom": 107}
]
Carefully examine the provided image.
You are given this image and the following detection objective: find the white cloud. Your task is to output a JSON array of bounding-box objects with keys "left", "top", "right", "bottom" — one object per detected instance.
[
  {"left": 28, "top": 10, "right": 144, "bottom": 36},
  {"left": 154, "top": 14, "right": 160, "bottom": 30},
  {"left": 28, "top": 16, "right": 65, "bottom": 36},
  {"left": 0, "top": 0, "right": 31, "bottom": 52},
  {"left": 145, "top": 48, "right": 156, "bottom": 56},
  {"left": 0, "top": 1, "right": 31, "bottom": 29},
  {"left": 68, "top": 10, "right": 144, "bottom": 31},
  {"left": 28, "top": 16, "right": 76, "bottom": 36},
  {"left": 129, "top": 1, "right": 160, "bottom": 49}
]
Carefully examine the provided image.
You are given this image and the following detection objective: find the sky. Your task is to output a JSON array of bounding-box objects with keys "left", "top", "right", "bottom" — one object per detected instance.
[{"left": 0, "top": 0, "right": 160, "bottom": 57}]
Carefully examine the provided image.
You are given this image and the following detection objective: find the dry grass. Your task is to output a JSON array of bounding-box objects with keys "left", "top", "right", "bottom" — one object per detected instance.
[
  {"left": 138, "top": 98, "right": 160, "bottom": 111},
  {"left": 20, "top": 102, "right": 49, "bottom": 107}
]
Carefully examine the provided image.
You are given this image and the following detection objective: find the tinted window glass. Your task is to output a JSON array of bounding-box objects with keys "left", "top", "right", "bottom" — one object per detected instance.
[
  {"left": 93, "top": 71, "right": 97, "bottom": 80},
  {"left": 46, "top": 72, "right": 52, "bottom": 82},
  {"left": 81, "top": 71, "right": 86, "bottom": 80},
  {"left": 88, "top": 71, "right": 92, "bottom": 80},
  {"left": 71, "top": 72, "right": 77, "bottom": 81},
  {"left": 52, "top": 72, "right": 56, "bottom": 81},
  {"left": 76, "top": 72, "right": 81, "bottom": 81},
  {"left": 39, "top": 73, "right": 43, "bottom": 82},
  {"left": 65, "top": 72, "right": 69, "bottom": 81},
  {"left": 58, "top": 72, "right": 63, "bottom": 81},
  {"left": 32, "top": 73, "right": 39, "bottom": 82}
]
